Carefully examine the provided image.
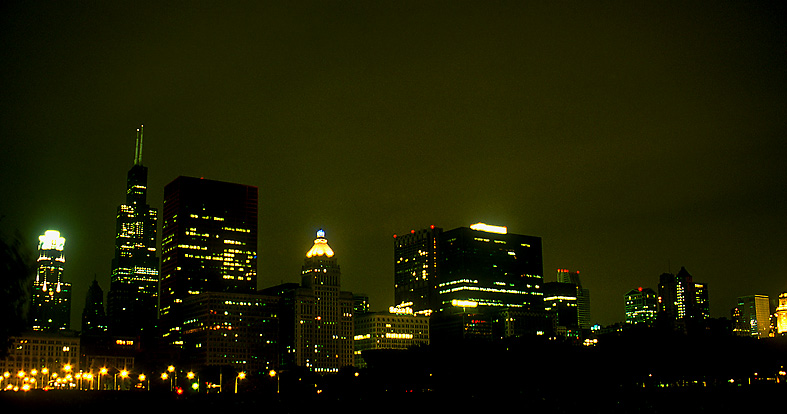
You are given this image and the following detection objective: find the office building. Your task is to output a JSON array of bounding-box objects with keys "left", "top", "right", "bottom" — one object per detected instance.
[
  {"left": 557, "top": 269, "right": 591, "bottom": 330},
  {"left": 543, "top": 282, "right": 579, "bottom": 336},
  {"left": 777, "top": 292, "right": 787, "bottom": 335},
  {"left": 180, "top": 291, "right": 280, "bottom": 373},
  {"left": 159, "top": 176, "right": 258, "bottom": 345},
  {"left": 353, "top": 311, "right": 430, "bottom": 368},
  {"left": 81, "top": 279, "right": 108, "bottom": 335},
  {"left": 393, "top": 225, "right": 442, "bottom": 315},
  {"left": 625, "top": 287, "right": 658, "bottom": 325},
  {"left": 30, "top": 230, "right": 71, "bottom": 332},
  {"left": 107, "top": 126, "right": 160, "bottom": 336},
  {"left": 0, "top": 331, "right": 80, "bottom": 384},
  {"left": 732, "top": 295, "right": 770, "bottom": 339},
  {"left": 266, "top": 230, "right": 354, "bottom": 373},
  {"left": 657, "top": 267, "right": 708, "bottom": 331}
]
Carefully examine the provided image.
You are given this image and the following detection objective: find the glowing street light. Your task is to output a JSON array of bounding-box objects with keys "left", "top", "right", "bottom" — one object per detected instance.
[
  {"left": 235, "top": 372, "right": 246, "bottom": 393},
  {"left": 269, "top": 370, "right": 280, "bottom": 394}
]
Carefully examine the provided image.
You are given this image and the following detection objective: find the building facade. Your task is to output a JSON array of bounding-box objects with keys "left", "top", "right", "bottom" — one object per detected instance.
[
  {"left": 732, "top": 294, "right": 770, "bottom": 338},
  {"left": 657, "top": 267, "right": 708, "bottom": 331},
  {"left": 180, "top": 291, "right": 280, "bottom": 373},
  {"left": 557, "top": 269, "right": 591, "bottom": 330},
  {"left": 30, "top": 230, "right": 71, "bottom": 332},
  {"left": 353, "top": 312, "right": 430, "bottom": 368},
  {"left": 777, "top": 292, "right": 787, "bottom": 335},
  {"left": 625, "top": 287, "right": 658, "bottom": 325},
  {"left": 543, "top": 282, "right": 579, "bottom": 336},
  {"left": 107, "top": 126, "right": 160, "bottom": 336},
  {"left": 159, "top": 176, "right": 259, "bottom": 346},
  {"left": 0, "top": 331, "right": 80, "bottom": 388},
  {"left": 81, "top": 279, "right": 108, "bottom": 335},
  {"left": 393, "top": 226, "right": 442, "bottom": 315}
]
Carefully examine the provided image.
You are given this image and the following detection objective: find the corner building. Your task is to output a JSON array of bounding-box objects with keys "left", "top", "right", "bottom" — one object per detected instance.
[{"left": 159, "top": 176, "right": 258, "bottom": 345}]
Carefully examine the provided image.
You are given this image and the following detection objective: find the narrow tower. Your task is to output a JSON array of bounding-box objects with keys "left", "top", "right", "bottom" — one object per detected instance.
[
  {"left": 31, "top": 230, "right": 72, "bottom": 331},
  {"left": 107, "top": 125, "right": 160, "bottom": 336}
]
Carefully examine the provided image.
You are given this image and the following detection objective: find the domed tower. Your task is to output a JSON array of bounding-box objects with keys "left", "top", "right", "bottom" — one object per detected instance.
[{"left": 295, "top": 230, "right": 354, "bottom": 372}]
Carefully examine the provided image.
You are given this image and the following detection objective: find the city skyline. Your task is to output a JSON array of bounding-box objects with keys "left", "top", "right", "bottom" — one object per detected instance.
[{"left": 1, "top": 2, "right": 785, "bottom": 329}]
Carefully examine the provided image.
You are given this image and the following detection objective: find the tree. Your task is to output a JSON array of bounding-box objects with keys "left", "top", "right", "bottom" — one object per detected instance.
[{"left": 0, "top": 229, "right": 34, "bottom": 358}]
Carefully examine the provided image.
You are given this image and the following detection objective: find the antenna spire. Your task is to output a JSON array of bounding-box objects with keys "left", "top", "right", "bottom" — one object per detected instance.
[{"left": 134, "top": 125, "right": 144, "bottom": 165}]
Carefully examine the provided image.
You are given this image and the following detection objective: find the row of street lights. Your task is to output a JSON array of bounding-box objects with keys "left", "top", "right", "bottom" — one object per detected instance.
[{"left": 3, "top": 364, "right": 264, "bottom": 394}]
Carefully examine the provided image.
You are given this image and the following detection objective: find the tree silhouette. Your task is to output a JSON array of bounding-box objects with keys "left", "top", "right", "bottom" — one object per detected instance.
[{"left": 0, "top": 228, "right": 34, "bottom": 358}]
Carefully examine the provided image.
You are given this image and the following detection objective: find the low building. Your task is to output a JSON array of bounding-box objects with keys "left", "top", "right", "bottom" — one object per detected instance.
[{"left": 354, "top": 311, "right": 430, "bottom": 368}]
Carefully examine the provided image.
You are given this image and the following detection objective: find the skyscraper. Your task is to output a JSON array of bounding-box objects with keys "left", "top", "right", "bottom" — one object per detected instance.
[
  {"left": 657, "top": 266, "right": 708, "bottom": 331},
  {"left": 777, "top": 292, "right": 787, "bottom": 335},
  {"left": 159, "top": 176, "right": 258, "bottom": 344},
  {"left": 557, "top": 269, "right": 591, "bottom": 330},
  {"left": 732, "top": 295, "right": 770, "bottom": 338},
  {"left": 625, "top": 287, "right": 658, "bottom": 325},
  {"left": 81, "top": 279, "right": 108, "bottom": 335},
  {"left": 396, "top": 223, "right": 545, "bottom": 342},
  {"left": 543, "top": 281, "right": 579, "bottom": 336},
  {"left": 107, "top": 126, "right": 160, "bottom": 336},
  {"left": 30, "top": 230, "right": 71, "bottom": 331}
]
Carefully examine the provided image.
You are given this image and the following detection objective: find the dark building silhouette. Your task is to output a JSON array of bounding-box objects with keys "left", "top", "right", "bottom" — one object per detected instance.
[
  {"left": 81, "top": 278, "right": 108, "bottom": 335},
  {"left": 30, "top": 230, "right": 71, "bottom": 332},
  {"left": 657, "top": 267, "right": 709, "bottom": 332},
  {"left": 159, "top": 176, "right": 258, "bottom": 345},
  {"left": 395, "top": 223, "right": 544, "bottom": 343},
  {"left": 543, "top": 281, "right": 579, "bottom": 337},
  {"left": 107, "top": 126, "right": 160, "bottom": 336},
  {"left": 557, "top": 269, "right": 591, "bottom": 330}
]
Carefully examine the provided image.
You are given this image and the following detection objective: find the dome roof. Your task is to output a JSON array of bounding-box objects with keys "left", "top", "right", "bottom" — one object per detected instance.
[{"left": 306, "top": 229, "right": 334, "bottom": 258}]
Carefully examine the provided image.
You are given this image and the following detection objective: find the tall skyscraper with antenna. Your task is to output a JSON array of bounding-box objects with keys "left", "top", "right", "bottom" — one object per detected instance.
[{"left": 107, "top": 126, "right": 160, "bottom": 336}]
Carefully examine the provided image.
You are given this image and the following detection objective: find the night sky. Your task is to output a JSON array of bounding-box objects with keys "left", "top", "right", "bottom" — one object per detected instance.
[{"left": 2, "top": 1, "right": 785, "bottom": 329}]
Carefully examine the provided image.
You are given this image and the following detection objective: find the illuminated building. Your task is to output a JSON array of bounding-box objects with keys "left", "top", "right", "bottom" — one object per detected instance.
[
  {"left": 777, "top": 292, "right": 787, "bottom": 335},
  {"left": 107, "top": 126, "right": 160, "bottom": 336},
  {"left": 396, "top": 223, "right": 544, "bottom": 342},
  {"left": 732, "top": 294, "right": 770, "bottom": 339},
  {"left": 394, "top": 225, "right": 442, "bottom": 315},
  {"left": 81, "top": 279, "right": 108, "bottom": 335},
  {"left": 30, "top": 230, "right": 72, "bottom": 332},
  {"left": 180, "top": 291, "right": 280, "bottom": 373},
  {"left": 557, "top": 269, "right": 591, "bottom": 330},
  {"left": 0, "top": 331, "right": 80, "bottom": 378},
  {"left": 657, "top": 267, "right": 708, "bottom": 331},
  {"left": 353, "top": 311, "right": 429, "bottom": 368},
  {"left": 625, "top": 287, "right": 658, "bottom": 325},
  {"left": 543, "top": 282, "right": 579, "bottom": 336},
  {"left": 266, "top": 230, "right": 354, "bottom": 373},
  {"left": 159, "top": 176, "right": 258, "bottom": 346}
]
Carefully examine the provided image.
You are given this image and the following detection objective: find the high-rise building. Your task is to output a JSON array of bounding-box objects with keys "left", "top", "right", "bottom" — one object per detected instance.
[
  {"left": 159, "top": 176, "right": 258, "bottom": 345},
  {"left": 777, "top": 292, "right": 787, "bottom": 335},
  {"left": 657, "top": 267, "right": 708, "bottom": 330},
  {"left": 543, "top": 282, "right": 579, "bottom": 336},
  {"left": 393, "top": 225, "right": 442, "bottom": 315},
  {"left": 107, "top": 126, "right": 160, "bottom": 336},
  {"left": 295, "top": 230, "right": 354, "bottom": 372},
  {"left": 81, "top": 279, "right": 108, "bottom": 335},
  {"left": 180, "top": 291, "right": 280, "bottom": 373},
  {"left": 30, "top": 230, "right": 71, "bottom": 332},
  {"left": 625, "top": 287, "right": 658, "bottom": 325},
  {"left": 557, "top": 269, "right": 591, "bottom": 330},
  {"left": 396, "top": 223, "right": 545, "bottom": 342},
  {"left": 732, "top": 295, "right": 770, "bottom": 338}
]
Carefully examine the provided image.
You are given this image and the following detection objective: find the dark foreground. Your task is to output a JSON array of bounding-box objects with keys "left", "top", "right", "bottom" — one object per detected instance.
[{"left": 1, "top": 385, "right": 782, "bottom": 413}]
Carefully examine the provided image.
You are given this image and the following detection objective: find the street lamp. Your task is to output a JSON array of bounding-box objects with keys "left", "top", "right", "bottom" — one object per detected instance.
[
  {"left": 235, "top": 372, "right": 246, "bottom": 393},
  {"left": 269, "top": 370, "right": 280, "bottom": 394},
  {"left": 99, "top": 367, "right": 108, "bottom": 391}
]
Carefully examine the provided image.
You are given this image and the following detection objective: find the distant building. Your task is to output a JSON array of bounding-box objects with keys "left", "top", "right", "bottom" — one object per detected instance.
[
  {"left": 267, "top": 230, "right": 354, "bottom": 373},
  {"left": 180, "top": 291, "right": 280, "bottom": 373},
  {"left": 543, "top": 281, "right": 579, "bottom": 336},
  {"left": 107, "top": 126, "right": 160, "bottom": 336},
  {"left": 625, "top": 287, "right": 658, "bottom": 325},
  {"left": 777, "top": 292, "right": 787, "bottom": 335},
  {"left": 353, "top": 293, "right": 371, "bottom": 316},
  {"left": 0, "top": 331, "right": 80, "bottom": 382},
  {"left": 557, "top": 269, "right": 591, "bottom": 330},
  {"left": 30, "top": 230, "right": 71, "bottom": 332},
  {"left": 732, "top": 295, "right": 770, "bottom": 338},
  {"left": 81, "top": 279, "right": 108, "bottom": 335},
  {"left": 353, "top": 311, "right": 429, "bottom": 368},
  {"left": 159, "top": 176, "right": 258, "bottom": 346},
  {"left": 657, "top": 267, "right": 708, "bottom": 331},
  {"left": 395, "top": 223, "right": 545, "bottom": 343}
]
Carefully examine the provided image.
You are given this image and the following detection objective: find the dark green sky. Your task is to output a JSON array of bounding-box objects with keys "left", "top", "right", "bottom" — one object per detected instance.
[{"left": 2, "top": 1, "right": 785, "bottom": 328}]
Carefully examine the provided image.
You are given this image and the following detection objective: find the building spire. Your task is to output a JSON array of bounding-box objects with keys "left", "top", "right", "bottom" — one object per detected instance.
[{"left": 134, "top": 125, "right": 144, "bottom": 166}]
